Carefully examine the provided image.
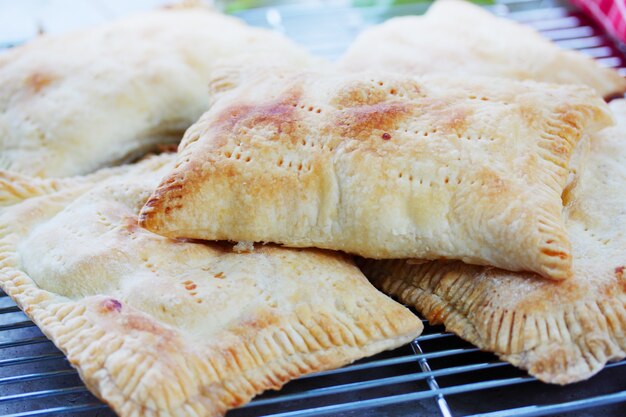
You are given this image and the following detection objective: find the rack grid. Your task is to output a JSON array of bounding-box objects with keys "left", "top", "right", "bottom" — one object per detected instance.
[{"left": 1, "top": 1, "right": 626, "bottom": 416}]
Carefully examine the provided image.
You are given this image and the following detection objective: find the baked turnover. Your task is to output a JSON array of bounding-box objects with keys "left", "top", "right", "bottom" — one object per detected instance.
[
  {"left": 360, "top": 99, "right": 626, "bottom": 384},
  {"left": 0, "top": 155, "right": 422, "bottom": 417},
  {"left": 0, "top": 5, "right": 314, "bottom": 177},
  {"left": 140, "top": 69, "right": 611, "bottom": 280},
  {"left": 340, "top": 0, "right": 626, "bottom": 98}
]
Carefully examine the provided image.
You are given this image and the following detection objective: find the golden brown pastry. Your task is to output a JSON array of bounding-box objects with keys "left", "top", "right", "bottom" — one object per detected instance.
[
  {"left": 359, "top": 99, "right": 626, "bottom": 385},
  {"left": 139, "top": 69, "right": 612, "bottom": 280},
  {"left": 0, "top": 155, "right": 421, "bottom": 417},
  {"left": 0, "top": 5, "right": 315, "bottom": 178},
  {"left": 339, "top": 0, "right": 626, "bottom": 98}
]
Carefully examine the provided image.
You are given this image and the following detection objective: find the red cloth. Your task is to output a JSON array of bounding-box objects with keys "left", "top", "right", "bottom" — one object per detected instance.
[{"left": 571, "top": 0, "right": 626, "bottom": 43}]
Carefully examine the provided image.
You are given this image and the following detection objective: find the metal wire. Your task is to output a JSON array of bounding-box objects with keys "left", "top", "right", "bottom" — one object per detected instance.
[
  {"left": 470, "top": 390, "right": 626, "bottom": 417},
  {"left": 411, "top": 340, "right": 453, "bottom": 417},
  {"left": 2, "top": 404, "right": 110, "bottom": 417},
  {"left": 1, "top": 1, "right": 626, "bottom": 416},
  {"left": 0, "top": 370, "right": 79, "bottom": 386}
]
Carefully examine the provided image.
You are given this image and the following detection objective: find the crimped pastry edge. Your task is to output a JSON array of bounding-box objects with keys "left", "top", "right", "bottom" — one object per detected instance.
[
  {"left": 0, "top": 167, "right": 422, "bottom": 417},
  {"left": 360, "top": 258, "right": 626, "bottom": 384}
]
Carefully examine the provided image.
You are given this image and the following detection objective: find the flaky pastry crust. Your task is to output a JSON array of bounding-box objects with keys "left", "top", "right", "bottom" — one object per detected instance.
[
  {"left": 0, "top": 156, "right": 421, "bottom": 417},
  {"left": 140, "top": 70, "right": 612, "bottom": 280},
  {"left": 339, "top": 0, "right": 626, "bottom": 98},
  {"left": 359, "top": 100, "right": 626, "bottom": 384},
  {"left": 0, "top": 6, "right": 314, "bottom": 177}
]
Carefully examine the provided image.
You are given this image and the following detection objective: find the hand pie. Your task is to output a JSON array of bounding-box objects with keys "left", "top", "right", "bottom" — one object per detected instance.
[
  {"left": 0, "top": 5, "right": 314, "bottom": 178},
  {"left": 359, "top": 99, "right": 626, "bottom": 384},
  {"left": 139, "top": 69, "right": 611, "bottom": 280},
  {"left": 339, "top": 0, "right": 626, "bottom": 98},
  {"left": 0, "top": 156, "right": 421, "bottom": 417},
  {"left": 0, "top": 157, "right": 165, "bottom": 206}
]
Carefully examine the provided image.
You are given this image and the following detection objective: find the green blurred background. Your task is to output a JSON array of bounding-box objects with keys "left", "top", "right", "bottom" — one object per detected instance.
[{"left": 223, "top": 0, "right": 494, "bottom": 13}]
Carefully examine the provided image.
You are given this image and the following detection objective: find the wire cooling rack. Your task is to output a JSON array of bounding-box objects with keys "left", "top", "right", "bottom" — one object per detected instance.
[{"left": 1, "top": 1, "right": 626, "bottom": 416}]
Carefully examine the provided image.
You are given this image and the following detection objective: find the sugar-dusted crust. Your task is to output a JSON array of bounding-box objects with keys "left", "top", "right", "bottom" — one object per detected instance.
[
  {"left": 359, "top": 99, "right": 626, "bottom": 385},
  {"left": 140, "top": 69, "right": 612, "bottom": 280},
  {"left": 0, "top": 5, "right": 315, "bottom": 178},
  {"left": 0, "top": 156, "right": 421, "bottom": 417},
  {"left": 339, "top": 0, "right": 626, "bottom": 98}
]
